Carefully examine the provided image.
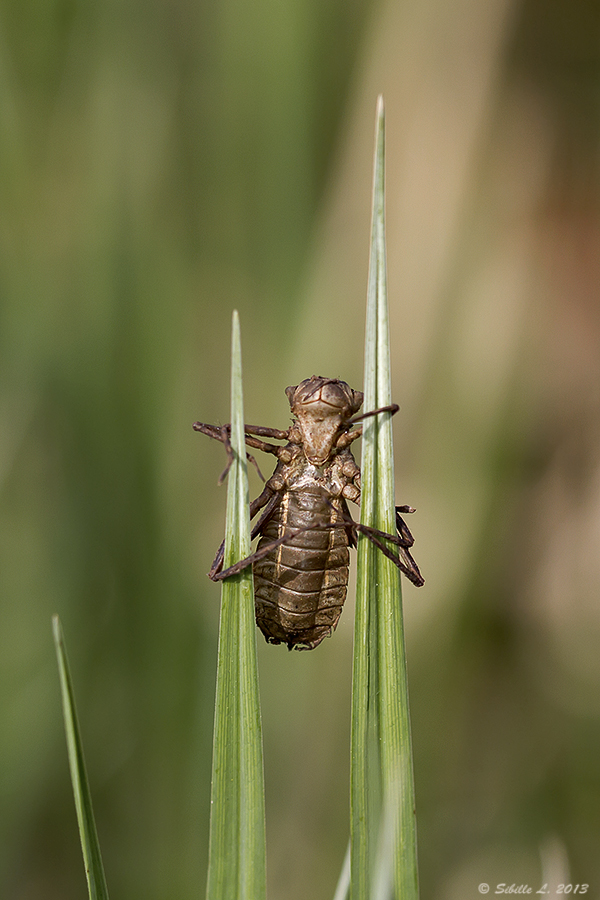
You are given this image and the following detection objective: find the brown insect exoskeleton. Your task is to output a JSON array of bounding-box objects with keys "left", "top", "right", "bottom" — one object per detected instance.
[{"left": 193, "top": 375, "right": 424, "bottom": 651}]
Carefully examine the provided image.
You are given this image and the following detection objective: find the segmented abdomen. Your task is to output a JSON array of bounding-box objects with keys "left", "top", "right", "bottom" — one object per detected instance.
[{"left": 253, "top": 488, "right": 350, "bottom": 650}]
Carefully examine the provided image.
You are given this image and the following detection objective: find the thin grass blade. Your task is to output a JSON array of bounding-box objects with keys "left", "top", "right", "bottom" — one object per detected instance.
[
  {"left": 52, "top": 615, "right": 110, "bottom": 900},
  {"left": 205, "top": 310, "right": 267, "bottom": 900},
  {"left": 350, "top": 96, "right": 419, "bottom": 900}
]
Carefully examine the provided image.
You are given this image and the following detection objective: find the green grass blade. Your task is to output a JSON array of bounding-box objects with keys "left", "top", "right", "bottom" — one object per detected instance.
[
  {"left": 52, "top": 616, "right": 110, "bottom": 900},
  {"left": 350, "top": 96, "right": 419, "bottom": 900},
  {"left": 205, "top": 310, "right": 267, "bottom": 900}
]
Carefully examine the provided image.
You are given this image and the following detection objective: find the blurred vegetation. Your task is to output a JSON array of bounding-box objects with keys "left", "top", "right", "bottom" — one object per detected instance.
[{"left": 1, "top": 0, "right": 600, "bottom": 899}]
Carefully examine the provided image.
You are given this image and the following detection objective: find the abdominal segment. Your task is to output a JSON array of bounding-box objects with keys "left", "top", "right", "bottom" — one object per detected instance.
[{"left": 253, "top": 489, "right": 350, "bottom": 650}]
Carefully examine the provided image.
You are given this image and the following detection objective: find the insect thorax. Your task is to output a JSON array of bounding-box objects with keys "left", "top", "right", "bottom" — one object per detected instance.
[{"left": 265, "top": 444, "right": 360, "bottom": 503}]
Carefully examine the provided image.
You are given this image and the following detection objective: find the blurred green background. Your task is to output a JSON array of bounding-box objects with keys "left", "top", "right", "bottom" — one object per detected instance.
[{"left": 2, "top": 0, "right": 600, "bottom": 897}]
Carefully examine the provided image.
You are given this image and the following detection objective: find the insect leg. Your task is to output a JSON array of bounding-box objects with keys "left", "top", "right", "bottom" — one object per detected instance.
[
  {"left": 396, "top": 506, "right": 416, "bottom": 547},
  {"left": 193, "top": 421, "right": 285, "bottom": 452},
  {"left": 210, "top": 524, "right": 304, "bottom": 581},
  {"left": 216, "top": 435, "right": 280, "bottom": 483},
  {"left": 336, "top": 428, "right": 362, "bottom": 450},
  {"left": 218, "top": 431, "right": 283, "bottom": 483},
  {"left": 346, "top": 403, "right": 399, "bottom": 425},
  {"left": 192, "top": 421, "right": 230, "bottom": 442},
  {"left": 340, "top": 498, "right": 358, "bottom": 548},
  {"left": 250, "top": 491, "right": 281, "bottom": 540},
  {"left": 193, "top": 422, "right": 242, "bottom": 482},
  {"left": 193, "top": 420, "right": 281, "bottom": 483},
  {"left": 243, "top": 424, "right": 289, "bottom": 440},
  {"left": 208, "top": 485, "right": 276, "bottom": 580},
  {"left": 355, "top": 525, "right": 424, "bottom": 587},
  {"left": 211, "top": 511, "right": 350, "bottom": 583},
  {"left": 246, "top": 453, "right": 266, "bottom": 482},
  {"left": 332, "top": 502, "right": 424, "bottom": 587}
]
